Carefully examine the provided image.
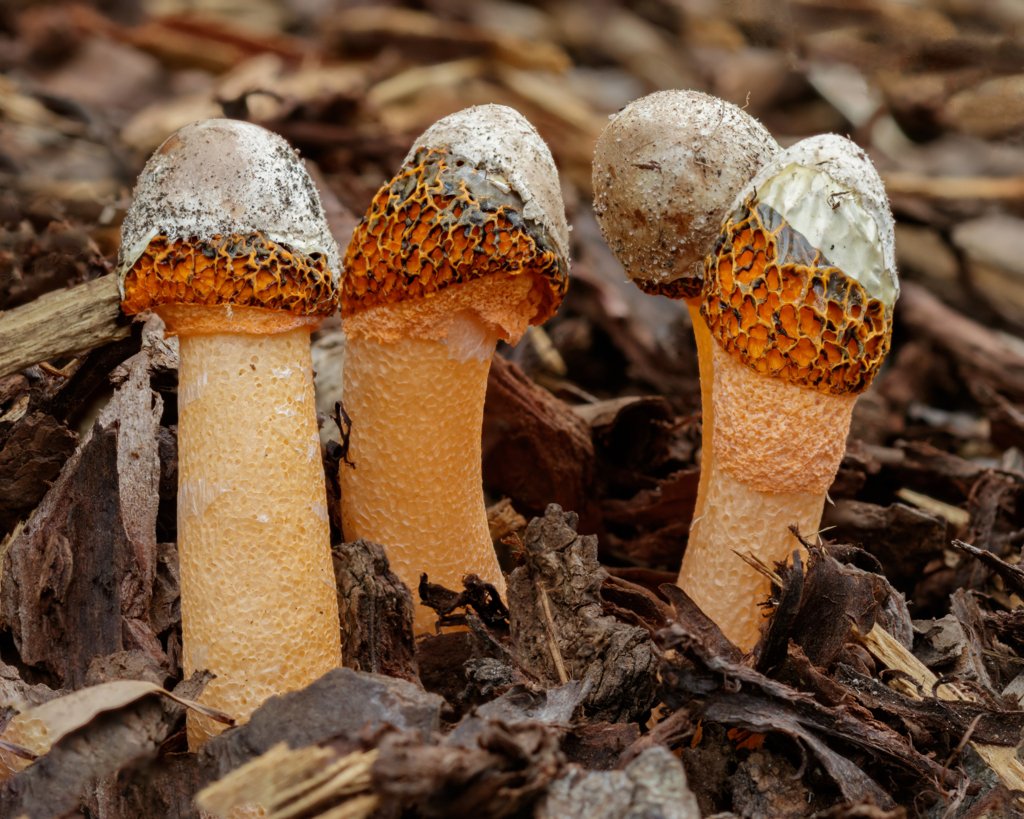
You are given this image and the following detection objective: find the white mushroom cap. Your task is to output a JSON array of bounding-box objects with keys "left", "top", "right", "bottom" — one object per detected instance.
[
  {"left": 117, "top": 119, "right": 340, "bottom": 291},
  {"left": 407, "top": 104, "right": 570, "bottom": 266},
  {"left": 593, "top": 90, "right": 778, "bottom": 293},
  {"left": 739, "top": 133, "right": 899, "bottom": 307}
]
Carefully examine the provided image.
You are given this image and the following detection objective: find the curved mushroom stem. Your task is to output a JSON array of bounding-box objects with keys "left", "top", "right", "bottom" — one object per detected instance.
[
  {"left": 341, "top": 311, "right": 505, "bottom": 635},
  {"left": 686, "top": 300, "right": 715, "bottom": 528},
  {"left": 175, "top": 324, "right": 341, "bottom": 747},
  {"left": 680, "top": 343, "right": 856, "bottom": 650}
]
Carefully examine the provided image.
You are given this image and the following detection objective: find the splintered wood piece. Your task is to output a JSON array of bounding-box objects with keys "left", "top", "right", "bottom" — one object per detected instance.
[
  {"left": 196, "top": 742, "right": 380, "bottom": 819},
  {"left": 858, "top": 623, "right": 1024, "bottom": 795},
  {"left": 0, "top": 275, "right": 128, "bottom": 378}
]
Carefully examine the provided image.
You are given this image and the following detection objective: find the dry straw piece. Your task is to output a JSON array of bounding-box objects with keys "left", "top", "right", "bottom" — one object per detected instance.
[
  {"left": 689, "top": 134, "right": 899, "bottom": 650},
  {"left": 340, "top": 104, "right": 570, "bottom": 634},
  {"left": 119, "top": 118, "right": 342, "bottom": 746}
]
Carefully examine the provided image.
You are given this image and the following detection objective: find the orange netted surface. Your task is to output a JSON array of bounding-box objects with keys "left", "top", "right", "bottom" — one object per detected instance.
[
  {"left": 341, "top": 146, "right": 567, "bottom": 322},
  {"left": 121, "top": 232, "right": 337, "bottom": 317},
  {"left": 702, "top": 196, "right": 892, "bottom": 395}
]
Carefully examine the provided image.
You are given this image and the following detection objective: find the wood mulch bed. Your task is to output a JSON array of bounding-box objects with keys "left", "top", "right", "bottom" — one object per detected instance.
[{"left": 2, "top": 1, "right": 1024, "bottom": 816}]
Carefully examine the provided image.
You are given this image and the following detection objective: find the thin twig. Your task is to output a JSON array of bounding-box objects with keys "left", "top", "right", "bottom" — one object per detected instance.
[{"left": 536, "top": 582, "right": 569, "bottom": 684}]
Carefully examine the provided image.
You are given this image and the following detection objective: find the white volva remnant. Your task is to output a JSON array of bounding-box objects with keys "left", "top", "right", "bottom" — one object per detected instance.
[
  {"left": 736, "top": 133, "right": 899, "bottom": 306},
  {"left": 179, "top": 477, "right": 226, "bottom": 519},
  {"left": 176, "top": 369, "right": 208, "bottom": 409},
  {"left": 442, "top": 311, "right": 499, "bottom": 363}
]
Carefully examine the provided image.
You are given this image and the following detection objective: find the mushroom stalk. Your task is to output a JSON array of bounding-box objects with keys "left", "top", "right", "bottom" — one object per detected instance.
[
  {"left": 176, "top": 319, "right": 341, "bottom": 745},
  {"left": 681, "top": 343, "right": 856, "bottom": 648},
  {"left": 339, "top": 105, "right": 570, "bottom": 635},
  {"left": 687, "top": 300, "right": 715, "bottom": 518},
  {"left": 341, "top": 313, "right": 503, "bottom": 635}
]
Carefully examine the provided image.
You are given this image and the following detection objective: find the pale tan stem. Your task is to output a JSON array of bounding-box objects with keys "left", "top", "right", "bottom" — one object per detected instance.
[
  {"left": 341, "top": 313, "right": 505, "bottom": 635},
  {"left": 687, "top": 299, "right": 714, "bottom": 533},
  {"left": 680, "top": 343, "right": 856, "bottom": 650},
  {"left": 682, "top": 471, "right": 826, "bottom": 649},
  {"left": 177, "top": 329, "right": 341, "bottom": 747}
]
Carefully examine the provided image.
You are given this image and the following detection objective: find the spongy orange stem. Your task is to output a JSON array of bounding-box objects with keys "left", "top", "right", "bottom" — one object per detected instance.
[
  {"left": 176, "top": 328, "right": 341, "bottom": 747},
  {"left": 680, "top": 343, "right": 856, "bottom": 651},
  {"left": 687, "top": 299, "right": 714, "bottom": 537},
  {"left": 340, "top": 316, "right": 505, "bottom": 635}
]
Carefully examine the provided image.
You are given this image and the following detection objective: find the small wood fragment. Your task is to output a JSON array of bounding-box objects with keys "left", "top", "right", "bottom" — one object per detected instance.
[
  {"left": 0, "top": 275, "right": 128, "bottom": 379},
  {"left": 894, "top": 488, "right": 969, "bottom": 527},
  {"left": 508, "top": 505, "right": 658, "bottom": 722},
  {"left": 332, "top": 539, "right": 417, "bottom": 681},
  {"left": 486, "top": 497, "right": 528, "bottom": 544},
  {"left": 858, "top": 623, "right": 1024, "bottom": 795},
  {"left": 196, "top": 743, "right": 380, "bottom": 819},
  {"left": 0, "top": 331, "right": 164, "bottom": 687}
]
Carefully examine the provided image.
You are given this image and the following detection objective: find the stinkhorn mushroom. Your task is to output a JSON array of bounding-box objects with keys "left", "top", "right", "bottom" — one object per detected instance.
[
  {"left": 689, "top": 133, "right": 898, "bottom": 650},
  {"left": 592, "top": 89, "right": 778, "bottom": 562},
  {"left": 119, "top": 118, "right": 343, "bottom": 745},
  {"left": 340, "top": 104, "right": 569, "bottom": 634}
]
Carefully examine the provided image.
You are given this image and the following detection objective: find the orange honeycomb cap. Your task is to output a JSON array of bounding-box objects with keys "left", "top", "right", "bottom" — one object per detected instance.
[
  {"left": 342, "top": 146, "right": 567, "bottom": 322},
  {"left": 121, "top": 232, "right": 337, "bottom": 318},
  {"left": 341, "top": 105, "right": 569, "bottom": 328},
  {"left": 593, "top": 90, "right": 778, "bottom": 301},
  {"left": 702, "top": 134, "right": 899, "bottom": 396},
  {"left": 117, "top": 119, "right": 340, "bottom": 319}
]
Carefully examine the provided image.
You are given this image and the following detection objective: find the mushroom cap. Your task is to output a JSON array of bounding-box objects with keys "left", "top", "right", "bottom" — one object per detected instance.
[
  {"left": 118, "top": 118, "right": 340, "bottom": 317},
  {"left": 592, "top": 90, "right": 778, "bottom": 300},
  {"left": 341, "top": 105, "right": 569, "bottom": 325},
  {"left": 702, "top": 133, "right": 899, "bottom": 395}
]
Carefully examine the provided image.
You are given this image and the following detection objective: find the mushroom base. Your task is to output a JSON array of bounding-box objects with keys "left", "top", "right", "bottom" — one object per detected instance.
[
  {"left": 681, "top": 476, "right": 825, "bottom": 650},
  {"left": 177, "top": 329, "right": 341, "bottom": 747},
  {"left": 340, "top": 312, "right": 505, "bottom": 635}
]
